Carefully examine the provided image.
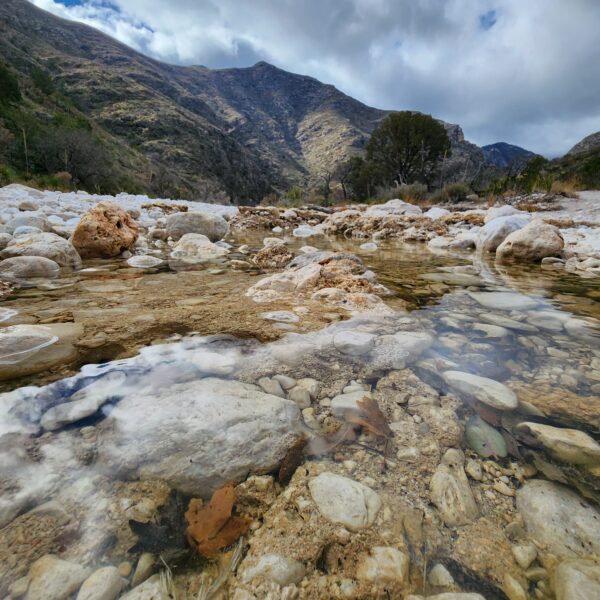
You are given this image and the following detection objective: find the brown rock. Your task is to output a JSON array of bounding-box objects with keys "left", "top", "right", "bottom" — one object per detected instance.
[
  {"left": 71, "top": 202, "right": 139, "bottom": 258},
  {"left": 252, "top": 244, "right": 294, "bottom": 269}
]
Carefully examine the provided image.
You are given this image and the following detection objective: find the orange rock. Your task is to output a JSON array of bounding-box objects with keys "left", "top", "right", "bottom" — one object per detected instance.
[{"left": 72, "top": 202, "right": 139, "bottom": 258}]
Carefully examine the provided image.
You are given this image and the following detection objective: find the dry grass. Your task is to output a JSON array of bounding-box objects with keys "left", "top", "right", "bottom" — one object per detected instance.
[{"left": 551, "top": 179, "right": 579, "bottom": 198}]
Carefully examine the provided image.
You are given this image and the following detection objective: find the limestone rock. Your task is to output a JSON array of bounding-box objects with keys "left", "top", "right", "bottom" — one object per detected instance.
[
  {"left": 496, "top": 220, "right": 564, "bottom": 263},
  {"left": 516, "top": 422, "right": 600, "bottom": 465},
  {"left": 477, "top": 214, "right": 531, "bottom": 254},
  {"left": 76, "top": 566, "right": 124, "bottom": 600},
  {"left": 120, "top": 575, "right": 168, "bottom": 600},
  {"left": 1, "top": 232, "right": 81, "bottom": 268},
  {"left": 516, "top": 479, "right": 600, "bottom": 558},
  {"left": 309, "top": 472, "right": 381, "bottom": 531},
  {"left": 166, "top": 211, "right": 229, "bottom": 242},
  {"left": 428, "top": 564, "right": 454, "bottom": 587},
  {"left": 97, "top": 378, "right": 301, "bottom": 494},
  {"left": 252, "top": 243, "right": 293, "bottom": 268},
  {"left": 241, "top": 554, "right": 306, "bottom": 586},
  {"left": 430, "top": 449, "right": 478, "bottom": 526},
  {"left": 554, "top": 559, "right": 600, "bottom": 600},
  {"left": 333, "top": 330, "right": 376, "bottom": 356},
  {"left": 442, "top": 371, "right": 518, "bottom": 410},
  {"left": 25, "top": 555, "right": 91, "bottom": 600},
  {"left": 171, "top": 233, "right": 228, "bottom": 260},
  {"left": 357, "top": 546, "right": 409, "bottom": 584},
  {"left": 0, "top": 256, "right": 60, "bottom": 280},
  {"left": 126, "top": 255, "right": 163, "bottom": 269},
  {"left": 72, "top": 202, "right": 139, "bottom": 258}
]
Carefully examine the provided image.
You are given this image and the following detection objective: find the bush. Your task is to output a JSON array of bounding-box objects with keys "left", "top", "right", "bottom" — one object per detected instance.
[
  {"left": 430, "top": 182, "right": 471, "bottom": 204},
  {"left": 0, "top": 63, "right": 21, "bottom": 105},
  {"left": 31, "top": 67, "right": 55, "bottom": 95}
]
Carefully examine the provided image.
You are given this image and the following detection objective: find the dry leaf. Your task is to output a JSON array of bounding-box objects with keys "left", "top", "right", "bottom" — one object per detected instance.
[
  {"left": 185, "top": 484, "right": 250, "bottom": 558},
  {"left": 345, "top": 396, "right": 393, "bottom": 439}
]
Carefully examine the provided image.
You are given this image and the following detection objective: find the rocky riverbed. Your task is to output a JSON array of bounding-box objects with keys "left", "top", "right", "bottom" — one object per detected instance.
[{"left": 1, "top": 183, "right": 600, "bottom": 600}]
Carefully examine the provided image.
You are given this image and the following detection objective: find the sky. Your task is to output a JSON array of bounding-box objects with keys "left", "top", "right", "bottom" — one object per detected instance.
[{"left": 31, "top": 0, "right": 600, "bottom": 157}]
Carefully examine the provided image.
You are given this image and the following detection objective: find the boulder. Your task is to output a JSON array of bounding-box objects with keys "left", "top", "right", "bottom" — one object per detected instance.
[
  {"left": 166, "top": 211, "right": 229, "bottom": 242},
  {"left": 476, "top": 214, "right": 530, "bottom": 254},
  {"left": 1, "top": 232, "right": 81, "bottom": 268},
  {"left": 496, "top": 220, "right": 564, "bottom": 263},
  {"left": 365, "top": 199, "right": 422, "bottom": 216},
  {"left": 6, "top": 214, "right": 51, "bottom": 234},
  {"left": 484, "top": 205, "right": 524, "bottom": 223},
  {"left": 71, "top": 202, "right": 139, "bottom": 258},
  {"left": 171, "top": 233, "right": 228, "bottom": 261},
  {"left": 430, "top": 449, "right": 478, "bottom": 526},
  {"left": 0, "top": 256, "right": 60, "bottom": 280},
  {"left": 0, "top": 323, "right": 83, "bottom": 381},
  {"left": 252, "top": 243, "right": 293, "bottom": 268},
  {"left": 516, "top": 480, "right": 600, "bottom": 558},
  {"left": 308, "top": 472, "right": 381, "bottom": 531},
  {"left": 96, "top": 378, "right": 301, "bottom": 494},
  {"left": 25, "top": 555, "right": 91, "bottom": 600},
  {"left": 442, "top": 371, "right": 518, "bottom": 410},
  {"left": 516, "top": 422, "right": 600, "bottom": 465}
]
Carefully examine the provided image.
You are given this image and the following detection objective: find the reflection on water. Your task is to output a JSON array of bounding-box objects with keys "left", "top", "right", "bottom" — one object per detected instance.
[{"left": 1, "top": 234, "right": 600, "bottom": 597}]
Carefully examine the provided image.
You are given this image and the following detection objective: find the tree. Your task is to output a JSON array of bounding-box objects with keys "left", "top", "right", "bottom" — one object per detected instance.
[
  {"left": 342, "top": 156, "right": 384, "bottom": 200},
  {"left": 366, "top": 111, "right": 450, "bottom": 186},
  {"left": 0, "top": 63, "right": 21, "bottom": 105}
]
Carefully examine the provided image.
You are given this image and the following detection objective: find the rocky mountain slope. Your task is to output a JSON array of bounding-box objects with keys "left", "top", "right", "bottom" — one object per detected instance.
[
  {"left": 1, "top": 0, "right": 520, "bottom": 201},
  {"left": 567, "top": 131, "right": 600, "bottom": 156},
  {"left": 482, "top": 142, "right": 537, "bottom": 169}
]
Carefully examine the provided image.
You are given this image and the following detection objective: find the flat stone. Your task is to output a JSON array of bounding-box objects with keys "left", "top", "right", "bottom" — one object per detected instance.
[
  {"left": 333, "top": 330, "right": 376, "bottom": 355},
  {"left": 0, "top": 256, "right": 60, "bottom": 280},
  {"left": 517, "top": 479, "right": 600, "bottom": 558},
  {"left": 357, "top": 547, "right": 409, "bottom": 584},
  {"left": 331, "top": 390, "right": 371, "bottom": 416},
  {"left": 309, "top": 472, "right": 381, "bottom": 531},
  {"left": 516, "top": 422, "right": 600, "bottom": 465},
  {"left": 442, "top": 371, "right": 518, "bottom": 410},
  {"left": 468, "top": 291, "right": 540, "bottom": 311},
  {"left": 241, "top": 554, "right": 306, "bottom": 586},
  {"left": 126, "top": 255, "right": 163, "bottom": 269}
]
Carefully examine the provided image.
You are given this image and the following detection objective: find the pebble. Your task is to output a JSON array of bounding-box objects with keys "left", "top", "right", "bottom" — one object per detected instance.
[
  {"left": 357, "top": 547, "right": 409, "bottom": 584},
  {"left": 428, "top": 563, "right": 455, "bottom": 587},
  {"left": 76, "top": 566, "right": 124, "bottom": 600},
  {"left": 273, "top": 374, "right": 297, "bottom": 390},
  {"left": 241, "top": 554, "right": 306, "bottom": 586},
  {"left": 131, "top": 553, "right": 155, "bottom": 588},
  {"left": 257, "top": 376, "right": 286, "bottom": 398},
  {"left": 288, "top": 386, "right": 311, "bottom": 409}
]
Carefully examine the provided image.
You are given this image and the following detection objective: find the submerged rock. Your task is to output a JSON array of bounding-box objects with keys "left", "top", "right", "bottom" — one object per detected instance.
[
  {"left": 309, "top": 472, "right": 381, "bottom": 531},
  {"left": 171, "top": 233, "right": 228, "bottom": 260},
  {"left": 465, "top": 415, "right": 508, "bottom": 458},
  {"left": 71, "top": 201, "right": 139, "bottom": 258},
  {"left": 442, "top": 371, "right": 518, "bottom": 410},
  {"left": 1, "top": 232, "right": 81, "bottom": 268},
  {"left": 97, "top": 378, "right": 302, "bottom": 495},
  {"left": 0, "top": 256, "right": 60, "bottom": 281},
  {"left": 25, "top": 555, "right": 91, "bottom": 600},
  {"left": 516, "top": 479, "right": 600, "bottom": 558},
  {"left": 430, "top": 449, "right": 478, "bottom": 526},
  {"left": 126, "top": 255, "right": 163, "bottom": 269},
  {"left": 166, "top": 211, "right": 229, "bottom": 242},
  {"left": 554, "top": 559, "right": 600, "bottom": 600}
]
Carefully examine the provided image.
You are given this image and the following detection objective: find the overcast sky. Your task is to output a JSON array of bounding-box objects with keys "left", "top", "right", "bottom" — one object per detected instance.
[{"left": 32, "top": 0, "right": 600, "bottom": 157}]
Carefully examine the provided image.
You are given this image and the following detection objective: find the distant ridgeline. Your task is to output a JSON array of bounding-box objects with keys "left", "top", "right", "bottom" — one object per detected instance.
[{"left": 0, "top": 0, "right": 595, "bottom": 203}]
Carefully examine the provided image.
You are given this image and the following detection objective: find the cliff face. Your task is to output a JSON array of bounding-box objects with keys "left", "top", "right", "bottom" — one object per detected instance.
[{"left": 0, "top": 0, "right": 507, "bottom": 201}]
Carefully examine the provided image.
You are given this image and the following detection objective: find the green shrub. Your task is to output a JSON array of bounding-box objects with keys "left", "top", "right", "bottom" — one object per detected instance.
[
  {"left": 430, "top": 182, "right": 471, "bottom": 204},
  {"left": 31, "top": 67, "right": 55, "bottom": 95},
  {"left": 0, "top": 63, "right": 21, "bottom": 105}
]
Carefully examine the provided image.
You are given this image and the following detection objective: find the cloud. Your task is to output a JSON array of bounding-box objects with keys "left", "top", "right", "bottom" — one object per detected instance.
[{"left": 31, "top": 0, "right": 600, "bottom": 157}]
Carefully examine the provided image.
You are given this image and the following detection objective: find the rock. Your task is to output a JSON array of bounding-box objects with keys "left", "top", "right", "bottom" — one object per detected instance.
[
  {"left": 526, "top": 310, "right": 568, "bottom": 332},
  {"left": 465, "top": 459, "right": 483, "bottom": 481},
  {"left": 517, "top": 480, "right": 600, "bottom": 558},
  {"left": 357, "top": 546, "right": 409, "bottom": 584},
  {"left": 97, "top": 378, "right": 301, "bottom": 494},
  {"left": 0, "top": 323, "right": 82, "bottom": 381},
  {"left": 0, "top": 232, "right": 12, "bottom": 250},
  {"left": 333, "top": 330, "right": 376, "bottom": 356},
  {"left": 257, "top": 376, "right": 286, "bottom": 398},
  {"left": 253, "top": 244, "right": 293, "bottom": 268},
  {"left": 424, "top": 207, "right": 450, "bottom": 219},
  {"left": 76, "top": 566, "right": 124, "bottom": 600},
  {"left": 241, "top": 554, "right": 306, "bottom": 586},
  {"left": 477, "top": 214, "right": 531, "bottom": 254},
  {"left": 171, "top": 233, "right": 228, "bottom": 260},
  {"left": 18, "top": 200, "right": 39, "bottom": 211},
  {"left": 554, "top": 559, "right": 600, "bottom": 600},
  {"left": 293, "top": 224, "right": 319, "bottom": 237},
  {"left": 428, "top": 564, "right": 455, "bottom": 587},
  {"left": 496, "top": 220, "right": 564, "bottom": 263},
  {"left": 360, "top": 242, "right": 378, "bottom": 251},
  {"left": 468, "top": 291, "right": 540, "bottom": 311},
  {"left": 465, "top": 415, "right": 508, "bottom": 458},
  {"left": 118, "top": 562, "right": 132, "bottom": 578},
  {"left": 365, "top": 199, "right": 422, "bottom": 216},
  {"left": 288, "top": 386, "right": 311, "bottom": 409},
  {"left": 484, "top": 205, "right": 524, "bottom": 223},
  {"left": 309, "top": 472, "right": 381, "bottom": 531},
  {"left": 25, "top": 555, "right": 91, "bottom": 600},
  {"left": 296, "top": 378, "right": 320, "bottom": 399},
  {"left": 407, "top": 594, "right": 486, "bottom": 600},
  {"left": 1, "top": 232, "right": 81, "bottom": 267},
  {"left": 14, "top": 226, "right": 43, "bottom": 237},
  {"left": 502, "top": 574, "right": 528, "bottom": 600},
  {"left": 9, "top": 576, "right": 30, "bottom": 598},
  {"left": 331, "top": 390, "right": 371, "bottom": 415},
  {"left": 120, "top": 575, "right": 168, "bottom": 599},
  {"left": 273, "top": 375, "right": 296, "bottom": 390},
  {"left": 261, "top": 311, "right": 300, "bottom": 323},
  {"left": 0, "top": 256, "right": 60, "bottom": 280},
  {"left": 166, "top": 211, "right": 229, "bottom": 242},
  {"left": 370, "top": 331, "right": 433, "bottom": 370},
  {"left": 40, "top": 371, "right": 127, "bottom": 430},
  {"left": 511, "top": 544, "right": 537, "bottom": 570},
  {"left": 442, "top": 371, "right": 518, "bottom": 410},
  {"left": 430, "top": 449, "right": 478, "bottom": 526},
  {"left": 6, "top": 215, "right": 51, "bottom": 233},
  {"left": 131, "top": 553, "right": 155, "bottom": 588},
  {"left": 516, "top": 422, "right": 600, "bottom": 465},
  {"left": 126, "top": 255, "right": 163, "bottom": 269},
  {"left": 71, "top": 202, "right": 139, "bottom": 258}
]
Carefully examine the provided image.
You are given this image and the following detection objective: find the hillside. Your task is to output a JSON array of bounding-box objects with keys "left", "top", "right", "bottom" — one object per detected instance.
[
  {"left": 1, "top": 0, "right": 504, "bottom": 202},
  {"left": 482, "top": 142, "right": 537, "bottom": 169}
]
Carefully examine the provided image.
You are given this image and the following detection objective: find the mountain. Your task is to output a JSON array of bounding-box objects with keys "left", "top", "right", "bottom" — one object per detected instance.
[
  {"left": 0, "top": 0, "right": 501, "bottom": 202},
  {"left": 567, "top": 131, "right": 600, "bottom": 156},
  {"left": 482, "top": 142, "right": 537, "bottom": 170}
]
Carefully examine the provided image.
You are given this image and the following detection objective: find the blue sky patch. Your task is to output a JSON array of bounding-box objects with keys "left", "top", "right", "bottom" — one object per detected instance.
[
  {"left": 56, "top": 0, "right": 83, "bottom": 6},
  {"left": 479, "top": 9, "right": 497, "bottom": 31}
]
